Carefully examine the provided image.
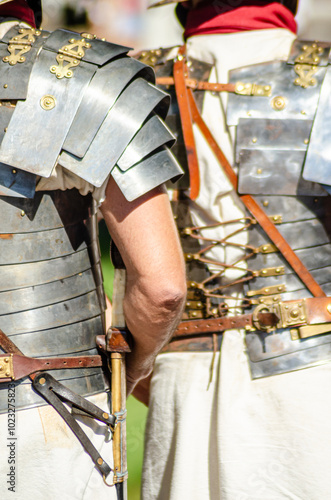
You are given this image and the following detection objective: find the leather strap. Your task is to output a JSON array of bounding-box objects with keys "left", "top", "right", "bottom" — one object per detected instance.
[
  {"left": 173, "top": 46, "right": 200, "bottom": 200},
  {"left": 156, "top": 76, "right": 236, "bottom": 93},
  {"left": 186, "top": 87, "right": 326, "bottom": 298},
  {"left": 174, "top": 312, "right": 274, "bottom": 337},
  {"left": 173, "top": 296, "right": 331, "bottom": 338},
  {"left": 33, "top": 372, "right": 114, "bottom": 479},
  {"left": 0, "top": 353, "right": 103, "bottom": 382}
]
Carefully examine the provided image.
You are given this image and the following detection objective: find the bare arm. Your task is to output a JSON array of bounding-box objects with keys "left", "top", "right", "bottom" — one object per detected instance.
[{"left": 100, "top": 177, "right": 186, "bottom": 396}]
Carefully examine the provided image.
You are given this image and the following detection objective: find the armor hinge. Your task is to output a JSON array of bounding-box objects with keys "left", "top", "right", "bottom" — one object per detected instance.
[
  {"left": 3, "top": 28, "right": 41, "bottom": 66},
  {"left": 50, "top": 36, "right": 92, "bottom": 79},
  {"left": 268, "top": 214, "right": 283, "bottom": 224},
  {"left": 295, "top": 43, "right": 324, "bottom": 65},
  {"left": 254, "top": 266, "right": 285, "bottom": 278},
  {"left": 235, "top": 81, "right": 272, "bottom": 97},
  {"left": 258, "top": 243, "right": 278, "bottom": 254},
  {"left": 293, "top": 43, "right": 323, "bottom": 88},
  {"left": 0, "top": 354, "right": 14, "bottom": 380},
  {"left": 246, "top": 284, "right": 287, "bottom": 297}
]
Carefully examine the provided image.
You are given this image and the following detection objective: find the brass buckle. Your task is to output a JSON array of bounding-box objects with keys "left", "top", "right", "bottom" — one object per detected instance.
[
  {"left": 252, "top": 299, "right": 308, "bottom": 332},
  {"left": 0, "top": 354, "right": 14, "bottom": 380}
]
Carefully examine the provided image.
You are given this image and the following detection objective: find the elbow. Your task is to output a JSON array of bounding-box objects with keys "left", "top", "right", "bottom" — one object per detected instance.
[{"left": 152, "top": 277, "right": 187, "bottom": 316}]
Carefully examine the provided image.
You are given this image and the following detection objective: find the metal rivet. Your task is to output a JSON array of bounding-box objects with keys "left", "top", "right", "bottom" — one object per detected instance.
[
  {"left": 3, "top": 84, "right": 8, "bottom": 88},
  {"left": 252, "top": 137, "right": 257, "bottom": 144},
  {"left": 40, "top": 95, "right": 56, "bottom": 111},
  {"left": 97, "top": 458, "right": 103, "bottom": 465},
  {"left": 263, "top": 200, "right": 269, "bottom": 207},
  {"left": 304, "top": 138, "right": 309, "bottom": 144},
  {"left": 271, "top": 96, "right": 287, "bottom": 111},
  {"left": 21, "top": 210, "right": 25, "bottom": 217},
  {"left": 102, "top": 412, "right": 109, "bottom": 420},
  {"left": 12, "top": 169, "right": 16, "bottom": 174},
  {"left": 39, "top": 377, "right": 46, "bottom": 385},
  {"left": 257, "top": 168, "right": 262, "bottom": 174}
]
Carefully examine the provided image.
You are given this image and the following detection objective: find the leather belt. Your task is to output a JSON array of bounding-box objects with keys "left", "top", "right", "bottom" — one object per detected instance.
[
  {"left": 0, "top": 353, "right": 103, "bottom": 383},
  {"left": 156, "top": 76, "right": 236, "bottom": 93},
  {"left": 172, "top": 297, "right": 331, "bottom": 339}
]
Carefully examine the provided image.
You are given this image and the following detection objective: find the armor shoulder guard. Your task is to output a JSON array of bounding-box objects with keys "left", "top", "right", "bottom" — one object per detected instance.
[
  {"left": 226, "top": 39, "right": 331, "bottom": 196},
  {"left": 0, "top": 27, "right": 183, "bottom": 200}
]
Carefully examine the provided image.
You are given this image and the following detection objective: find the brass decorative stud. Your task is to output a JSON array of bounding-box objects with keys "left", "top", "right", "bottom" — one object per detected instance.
[
  {"left": 102, "top": 412, "right": 109, "bottom": 420},
  {"left": 97, "top": 458, "right": 104, "bottom": 466},
  {"left": 40, "top": 95, "right": 56, "bottom": 111},
  {"left": 39, "top": 377, "right": 46, "bottom": 385},
  {"left": 252, "top": 137, "right": 257, "bottom": 144},
  {"left": 271, "top": 96, "right": 287, "bottom": 111}
]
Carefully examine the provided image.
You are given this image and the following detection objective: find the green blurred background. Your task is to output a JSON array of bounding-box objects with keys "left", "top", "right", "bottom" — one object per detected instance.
[{"left": 99, "top": 220, "right": 147, "bottom": 500}]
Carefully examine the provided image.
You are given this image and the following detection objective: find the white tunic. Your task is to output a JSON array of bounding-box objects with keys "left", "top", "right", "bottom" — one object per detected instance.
[{"left": 142, "top": 29, "right": 331, "bottom": 500}]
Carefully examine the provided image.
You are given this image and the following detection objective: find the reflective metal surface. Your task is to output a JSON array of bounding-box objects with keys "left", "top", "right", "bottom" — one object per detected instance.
[
  {"left": 112, "top": 147, "right": 183, "bottom": 201},
  {"left": 246, "top": 329, "right": 331, "bottom": 378},
  {"left": 0, "top": 26, "right": 48, "bottom": 100},
  {"left": 0, "top": 163, "right": 36, "bottom": 198},
  {"left": 44, "top": 29, "right": 130, "bottom": 66},
  {"left": 303, "top": 67, "right": 331, "bottom": 186},
  {"left": 0, "top": 48, "right": 96, "bottom": 177},
  {"left": 0, "top": 250, "right": 91, "bottom": 291},
  {"left": 64, "top": 57, "right": 155, "bottom": 158},
  {"left": 59, "top": 78, "right": 170, "bottom": 187},
  {"left": 227, "top": 61, "right": 324, "bottom": 126},
  {"left": 236, "top": 117, "right": 312, "bottom": 163},
  {"left": 238, "top": 149, "right": 326, "bottom": 196},
  {"left": 117, "top": 114, "right": 175, "bottom": 171}
]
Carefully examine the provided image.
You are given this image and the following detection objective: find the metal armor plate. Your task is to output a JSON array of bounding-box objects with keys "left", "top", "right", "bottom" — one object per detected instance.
[{"left": 0, "top": 191, "right": 107, "bottom": 412}]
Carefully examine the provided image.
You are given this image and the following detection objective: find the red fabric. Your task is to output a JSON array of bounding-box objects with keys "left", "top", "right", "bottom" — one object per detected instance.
[
  {"left": 0, "top": 0, "right": 35, "bottom": 28},
  {"left": 184, "top": 2, "right": 297, "bottom": 39}
]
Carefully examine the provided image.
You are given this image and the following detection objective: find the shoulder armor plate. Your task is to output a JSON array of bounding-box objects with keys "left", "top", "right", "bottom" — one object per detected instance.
[{"left": 0, "top": 30, "right": 182, "bottom": 200}]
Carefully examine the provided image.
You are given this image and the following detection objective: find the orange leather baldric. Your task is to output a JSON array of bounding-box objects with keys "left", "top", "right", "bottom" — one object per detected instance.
[{"left": 173, "top": 46, "right": 200, "bottom": 200}]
